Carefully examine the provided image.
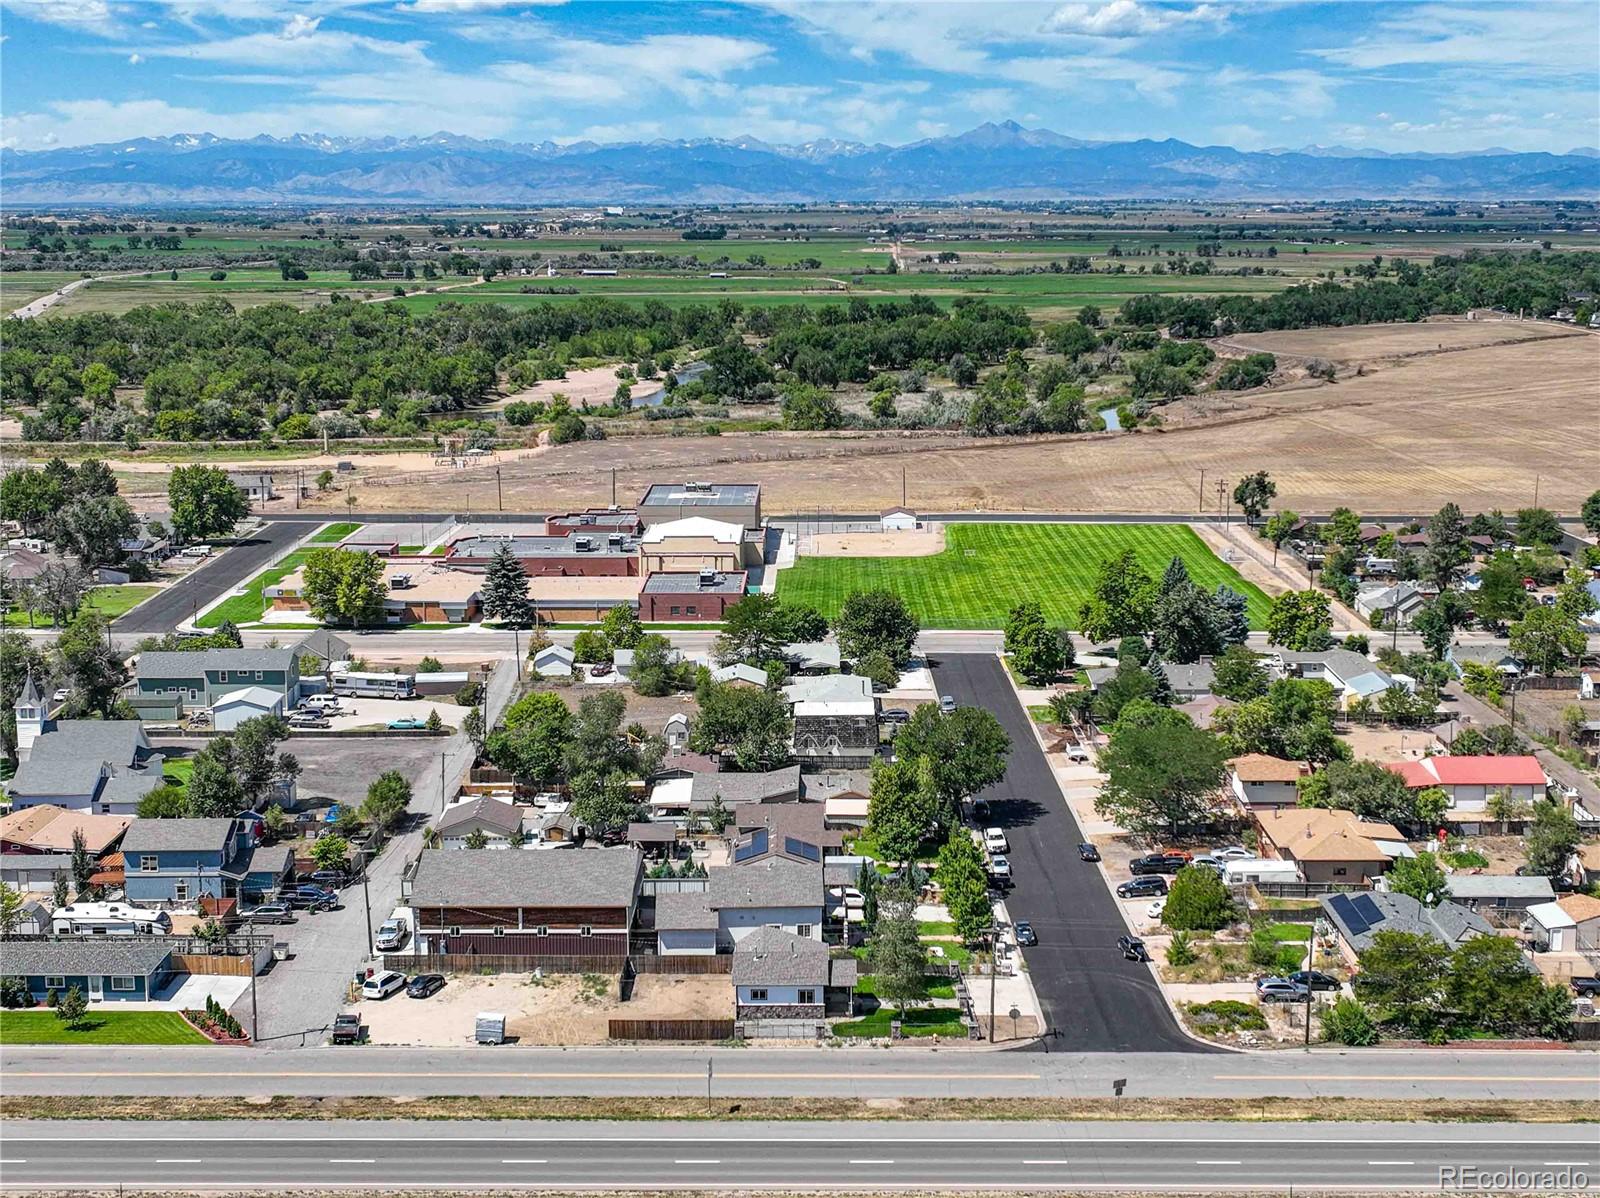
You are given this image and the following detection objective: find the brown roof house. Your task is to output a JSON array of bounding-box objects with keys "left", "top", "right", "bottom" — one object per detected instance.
[
  {"left": 1227, "top": 754, "right": 1305, "bottom": 810},
  {"left": 1255, "top": 808, "right": 1414, "bottom": 885}
]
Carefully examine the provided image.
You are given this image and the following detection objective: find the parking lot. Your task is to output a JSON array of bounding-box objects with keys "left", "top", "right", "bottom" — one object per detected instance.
[{"left": 293, "top": 695, "right": 468, "bottom": 733}]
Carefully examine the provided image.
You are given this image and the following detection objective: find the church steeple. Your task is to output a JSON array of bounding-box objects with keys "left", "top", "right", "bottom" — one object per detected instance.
[{"left": 14, "top": 671, "right": 46, "bottom": 762}]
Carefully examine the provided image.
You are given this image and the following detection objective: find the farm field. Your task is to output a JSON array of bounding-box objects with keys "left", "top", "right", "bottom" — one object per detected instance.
[
  {"left": 1219, "top": 318, "right": 1574, "bottom": 361},
  {"left": 777, "top": 523, "right": 1270, "bottom": 630},
  {"left": 0, "top": 271, "right": 87, "bottom": 312},
  {"left": 41, "top": 267, "right": 421, "bottom": 317}
]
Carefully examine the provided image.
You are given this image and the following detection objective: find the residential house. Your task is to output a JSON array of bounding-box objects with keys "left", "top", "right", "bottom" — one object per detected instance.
[
  {"left": 1163, "top": 657, "right": 1217, "bottom": 701},
  {"left": 783, "top": 642, "right": 843, "bottom": 674},
  {"left": 1443, "top": 874, "right": 1555, "bottom": 914},
  {"left": 1386, "top": 756, "right": 1548, "bottom": 831},
  {"left": 1447, "top": 644, "right": 1524, "bottom": 677},
  {"left": 1355, "top": 581, "right": 1427, "bottom": 627},
  {"left": 638, "top": 482, "right": 761, "bottom": 530},
  {"left": 782, "top": 673, "right": 872, "bottom": 706},
  {"left": 1255, "top": 807, "right": 1414, "bottom": 884},
  {"left": 0, "top": 939, "right": 179, "bottom": 1005},
  {"left": 1271, "top": 648, "right": 1399, "bottom": 709},
  {"left": 792, "top": 699, "right": 878, "bottom": 769},
  {"left": 121, "top": 818, "right": 293, "bottom": 905},
  {"left": 531, "top": 644, "right": 574, "bottom": 678},
  {"left": 648, "top": 767, "right": 802, "bottom": 822},
  {"left": 879, "top": 507, "right": 918, "bottom": 532},
  {"left": 228, "top": 472, "right": 277, "bottom": 503},
  {"left": 801, "top": 770, "right": 873, "bottom": 826},
  {"left": 639, "top": 517, "right": 760, "bottom": 575},
  {"left": 710, "top": 662, "right": 768, "bottom": 688},
  {"left": 407, "top": 847, "right": 642, "bottom": 959},
  {"left": 730, "top": 801, "right": 845, "bottom": 864},
  {"left": 8, "top": 680, "right": 164, "bottom": 815},
  {"left": 0, "top": 805, "right": 130, "bottom": 857},
  {"left": 1318, "top": 891, "right": 1492, "bottom": 962},
  {"left": 1228, "top": 754, "right": 1304, "bottom": 810},
  {"left": 1525, "top": 894, "right": 1600, "bottom": 953},
  {"left": 655, "top": 854, "right": 826, "bottom": 955},
  {"left": 732, "top": 926, "right": 856, "bottom": 1021},
  {"left": 638, "top": 571, "right": 747, "bottom": 621},
  {"left": 435, "top": 796, "right": 528, "bottom": 849},
  {"left": 134, "top": 647, "right": 303, "bottom": 711}
]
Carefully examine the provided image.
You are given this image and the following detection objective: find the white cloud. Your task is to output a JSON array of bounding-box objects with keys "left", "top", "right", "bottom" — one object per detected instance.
[
  {"left": 2, "top": 0, "right": 116, "bottom": 33},
  {"left": 135, "top": 22, "right": 432, "bottom": 69},
  {"left": 1311, "top": 3, "right": 1598, "bottom": 76},
  {"left": 406, "top": 0, "right": 566, "bottom": 10},
  {"left": 126, "top": 51, "right": 142, "bottom": 62},
  {"left": 1214, "top": 66, "right": 1340, "bottom": 117},
  {"left": 1043, "top": 1, "right": 1226, "bottom": 38}
]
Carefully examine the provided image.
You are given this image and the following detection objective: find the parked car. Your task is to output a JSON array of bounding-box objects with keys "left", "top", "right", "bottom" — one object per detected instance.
[
  {"left": 406, "top": 973, "right": 446, "bottom": 999},
  {"left": 1256, "top": 977, "right": 1311, "bottom": 1004},
  {"left": 1129, "top": 853, "right": 1190, "bottom": 875},
  {"left": 1287, "top": 970, "right": 1342, "bottom": 992},
  {"left": 51, "top": 688, "right": 69, "bottom": 704},
  {"left": 309, "top": 869, "right": 348, "bottom": 888},
  {"left": 983, "top": 827, "right": 1009, "bottom": 854},
  {"left": 285, "top": 885, "right": 337, "bottom": 911},
  {"left": 1190, "top": 854, "right": 1224, "bottom": 869},
  {"left": 1146, "top": 898, "right": 1167, "bottom": 920},
  {"left": 1064, "top": 745, "right": 1092, "bottom": 763},
  {"left": 374, "top": 919, "right": 409, "bottom": 952},
  {"left": 882, "top": 707, "right": 912, "bottom": 725},
  {"left": 590, "top": 662, "right": 613, "bottom": 677},
  {"left": 1014, "top": 921, "right": 1037, "bottom": 946},
  {"left": 1077, "top": 842, "right": 1101, "bottom": 862},
  {"left": 331, "top": 1014, "right": 363, "bottom": 1044},
  {"left": 971, "top": 799, "right": 991, "bottom": 822},
  {"left": 1116, "top": 876, "right": 1168, "bottom": 899},
  {"left": 247, "top": 903, "right": 294, "bottom": 925},
  {"left": 289, "top": 714, "right": 331, "bottom": 729},
  {"left": 1117, "top": 935, "right": 1150, "bottom": 962},
  {"left": 302, "top": 694, "right": 343, "bottom": 712},
  {"left": 361, "top": 969, "right": 407, "bottom": 1000},
  {"left": 387, "top": 717, "right": 427, "bottom": 731},
  {"left": 939, "top": 694, "right": 957, "bottom": 715},
  {"left": 988, "top": 856, "right": 1013, "bottom": 886},
  {"left": 1212, "top": 845, "right": 1253, "bottom": 861},
  {"left": 1153, "top": 847, "right": 1194, "bottom": 862},
  {"left": 1569, "top": 977, "right": 1600, "bottom": 997}
]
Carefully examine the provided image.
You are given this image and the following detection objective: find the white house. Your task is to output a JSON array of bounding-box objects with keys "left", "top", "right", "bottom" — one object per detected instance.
[
  {"left": 1355, "top": 581, "right": 1427, "bottom": 627},
  {"left": 655, "top": 856, "right": 824, "bottom": 954},
  {"left": 1387, "top": 756, "right": 1548, "bottom": 825},
  {"left": 1525, "top": 894, "right": 1600, "bottom": 953},
  {"left": 211, "top": 686, "right": 286, "bottom": 732},
  {"left": 1228, "top": 754, "right": 1303, "bottom": 809},
  {"left": 531, "top": 643, "right": 574, "bottom": 678},
  {"left": 879, "top": 507, "right": 918, "bottom": 532}
]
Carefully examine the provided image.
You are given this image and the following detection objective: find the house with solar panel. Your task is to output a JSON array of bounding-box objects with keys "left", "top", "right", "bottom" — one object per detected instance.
[{"left": 1318, "top": 891, "right": 1492, "bottom": 964}]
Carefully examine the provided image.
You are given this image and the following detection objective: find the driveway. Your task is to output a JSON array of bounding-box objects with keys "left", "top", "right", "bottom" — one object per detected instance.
[
  {"left": 929, "top": 653, "right": 1207, "bottom": 1053},
  {"left": 247, "top": 660, "right": 518, "bottom": 1046}
]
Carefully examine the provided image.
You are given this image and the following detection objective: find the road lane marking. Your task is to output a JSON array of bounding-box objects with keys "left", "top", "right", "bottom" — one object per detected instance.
[
  {"left": 328, "top": 1159, "right": 375, "bottom": 1164},
  {"left": 849, "top": 1160, "right": 895, "bottom": 1165},
  {"left": 1212, "top": 1073, "right": 1592, "bottom": 1084},
  {"left": 501, "top": 1160, "right": 548, "bottom": 1165},
  {"left": 1022, "top": 1160, "right": 1069, "bottom": 1165},
  {"left": 4, "top": 1069, "right": 1040, "bottom": 1082},
  {"left": 1545, "top": 1162, "right": 1592, "bottom": 1166},
  {"left": 1368, "top": 1161, "right": 1415, "bottom": 1165},
  {"left": 1195, "top": 1160, "right": 1242, "bottom": 1165},
  {"left": 154, "top": 1159, "right": 202, "bottom": 1164},
  {"left": 673, "top": 1160, "right": 722, "bottom": 1165}
]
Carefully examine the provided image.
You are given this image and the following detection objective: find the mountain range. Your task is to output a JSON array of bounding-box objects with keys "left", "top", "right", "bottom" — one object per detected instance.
[{"left": 4, "top": 122, "right": 1596, "bottom": 204}]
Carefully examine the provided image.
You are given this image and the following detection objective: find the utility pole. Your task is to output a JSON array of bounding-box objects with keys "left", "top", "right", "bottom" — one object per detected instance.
[
  {"left": 513, "top": 621, "right": 523, "bottom": 680},
  {"left": 988, "top": 927, "right": 999, "bottom": 1043},
  {"left": 439, "top": 751, "right": 448, "bottom": 812},
  {"left": 1197, "top": 469, "right": 1205, "bottom": 518},
  {"left": 495, "top": 468, "right": 503, "bottom": 512},
  {"left": 901, "top": 466, "right": 907, "bottom": 508},
  {"left": 249, "top": 959, "right": 259, "bottom": 1043},
  {"left": 361, "top": 870, "right": 373, "bottom": 958},
  {"left": 610, "top": 467, "right": 617, "bottom": 507},
  {"left": 1533, "top": 474, "right": 1540, "bottom": 509},
  {"left": 1302, "top": 916, "right": 1319, "bottom": 1049}
]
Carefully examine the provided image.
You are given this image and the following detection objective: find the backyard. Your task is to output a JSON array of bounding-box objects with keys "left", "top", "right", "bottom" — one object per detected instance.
[
  {"left": 0, "top": 1010, "right": 208, "bottom": 1045},
  {"left": 778, "top": 523, "right": 1270, "bottom": 630}
]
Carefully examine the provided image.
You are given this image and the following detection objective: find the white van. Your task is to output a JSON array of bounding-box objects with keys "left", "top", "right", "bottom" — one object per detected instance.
[
  {"left": 302, "top": 694, "right": 343, "bottom": 712},
  {"left": 361, "top": 970, "right": 406, "bottom": 1000}
]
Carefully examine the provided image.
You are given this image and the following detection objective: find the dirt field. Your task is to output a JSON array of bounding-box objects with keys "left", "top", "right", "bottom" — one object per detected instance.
[
  {"left": 1336, "top": 724, "right": 1443, "bottom": 762},
  {"left": 1222, "top": 317, "right": 1577, "bottom": 362},
  {"left": 809, "top": 525, "right": 947, "bottom": 557},
  {"left": 487, "top": 364, "right": 661, "bottom": 411},
  {"left": 353, "top": 972, "right": 732, "bottom": 1046}
]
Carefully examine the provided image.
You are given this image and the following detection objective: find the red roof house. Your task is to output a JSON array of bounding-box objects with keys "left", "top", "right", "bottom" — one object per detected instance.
[{"left": 1386, "top": 755, "right": 1547, "bottom": 822}]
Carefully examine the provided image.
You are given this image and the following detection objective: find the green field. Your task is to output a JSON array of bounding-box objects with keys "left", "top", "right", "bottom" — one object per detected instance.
[
  {"left": 310, "top": 522, "right": 362, "bottom": 543},
  {"left": 777, "top": 523, "right": 1270, "bottom": 631},
  {"left": 0, "top": 1010, "right": 208, "bottom": 1045},
  {"left": 197, "top": 551, "right": 308, "bottom": 627},
  {"left": 1, "top": 584, "right": 161, "bottom": 628}
]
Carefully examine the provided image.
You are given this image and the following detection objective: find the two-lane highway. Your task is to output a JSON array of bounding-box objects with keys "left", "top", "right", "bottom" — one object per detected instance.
[
  {"left": 2, "top": 1121, "right": 1592, "bottom": 1190},
  {"left": 930, "top": 652, "right": 1200, "bottom": 1052}
]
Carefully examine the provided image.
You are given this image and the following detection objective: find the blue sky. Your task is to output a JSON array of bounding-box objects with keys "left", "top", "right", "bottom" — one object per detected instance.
[{"left": 2, "top": 1, "right": 1596, "bottom": 154}]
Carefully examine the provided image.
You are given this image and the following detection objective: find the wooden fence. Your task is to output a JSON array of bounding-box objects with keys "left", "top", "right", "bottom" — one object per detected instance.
[
  {"left": 388, "top": 952, "right": 625, "bottom": 975},
  {"left": 609, "top": 1018, "right": 734, "bottom": 1041},
  {"left": 631, "top": 954, "right": 732, "bottom": 974},
  {"left": 171, "top": 953, "right": 256, "bottom": 977}
]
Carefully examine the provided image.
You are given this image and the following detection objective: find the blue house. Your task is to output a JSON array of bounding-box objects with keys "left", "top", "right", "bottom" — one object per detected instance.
[
  {"left": 134, "top": 647, "right": 303, "bottom": 711},
  {"left": 0, "top": 939, "right": 178, "bottom": 1004},
  {"left": 121, "top": 818, "right": 294, "bottom": 905}
]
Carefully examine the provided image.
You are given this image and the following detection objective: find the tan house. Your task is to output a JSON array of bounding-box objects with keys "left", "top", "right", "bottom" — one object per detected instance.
[
  {"left": 1255, "top": 807, "right": 1413, "bottom": 885},
  {"left": 1228, "top": 754, "right": 1304, "bottom": 810},
  {"left": 639, "top": 517, "right": 761, "bottom": 575}
]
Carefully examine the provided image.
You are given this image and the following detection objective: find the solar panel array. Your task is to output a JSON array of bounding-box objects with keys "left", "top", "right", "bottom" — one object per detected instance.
[
  {"left": 1326, "top": 892, "right": 1372, "bottom": 936},
  {"left": 732, "top": 828, "right": 768, "bottom": 863}
]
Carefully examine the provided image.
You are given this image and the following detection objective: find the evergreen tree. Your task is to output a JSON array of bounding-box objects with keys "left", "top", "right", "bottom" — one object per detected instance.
[
  {"left": 1159, "top": 555, "right": 1190, "bottom": 597},
  {"left": 1146, "top": 657, "right": 1174, "bottom": 705},
  {"left": 480, "top": 544, "right": 530, "bottom": 624},
  {"left": 1212, "top": 585, "right": 1251, "bottom": 646}
]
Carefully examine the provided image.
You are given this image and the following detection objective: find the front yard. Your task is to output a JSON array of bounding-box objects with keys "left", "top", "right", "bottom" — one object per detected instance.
[
  {"left": 0, "top": 1010, "right": 208, "bottom": 1045},
  {"left": 833, "top": 1007, "right": 968, "bottom": 1039},
  {"left": 1, "top": 583, "right": 161, "bottom": 628}
]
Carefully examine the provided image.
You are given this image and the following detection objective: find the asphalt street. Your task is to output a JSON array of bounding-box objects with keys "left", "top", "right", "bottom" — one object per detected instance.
[
  {"left": 2, "top": 1120, "right": 1593, "bottom": 1190},
  {"left": 112, "top": 520, "right": 305, "bottom": 634},
  {"left": 930, "top": 652, "right": 1200, "bottom": 1053},
  {"left": 3, "top": 1045, "right": 1595, "bottom": 1099}
]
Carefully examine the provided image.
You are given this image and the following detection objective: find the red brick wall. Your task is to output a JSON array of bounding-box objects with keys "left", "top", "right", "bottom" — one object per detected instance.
[{"left": 640, "top": 590, "right": 742, "bottom": 621}]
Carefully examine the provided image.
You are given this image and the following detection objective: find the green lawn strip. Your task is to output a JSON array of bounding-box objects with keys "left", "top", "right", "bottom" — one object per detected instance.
[
  {"left": 853, "top": 975, "right": 958, "bottom": 1001},
  {"left": 1, "top": 583, "right": 162, "bottom": 628},
  {"left": 1261, "top": 922, "right": 1313, "bottom": 942},
  {"left": 309, "top": 522, "right": 361, "bottom": 543},
  {"left": 833, "top": 1007, "right": 968, "bottom": 1038},
  {"left": 924, "top": 942, "right": 973, "bottom": 966},
  {"left": 778, "top": 522, "right": 1270, "bottom": 631},
  {"left": 917, "top": 921, "right": 958, "bottom": 938},
  {"left": 0, "top": 1011, "right": 207, "bottom": 1045},
  {"left": 197, "top": 550, "right": 309, "bottom": 627},
  {"left": 161, "top": 757, "right": 194, "bottom": 788}
]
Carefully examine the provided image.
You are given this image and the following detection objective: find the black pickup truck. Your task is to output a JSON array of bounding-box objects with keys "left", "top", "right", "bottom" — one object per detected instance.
[{"left": 331, "top": 1014, "right": 363, "bottom": 1045}]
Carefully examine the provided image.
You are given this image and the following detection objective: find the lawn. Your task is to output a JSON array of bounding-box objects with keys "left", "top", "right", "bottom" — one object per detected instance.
[
  {"left": 1, "top": 583, "right": 161, "bottom": 628},
  {"left": 778, "top": 522, "right": 1270, "bottom": 631},
  {"left": 833, "top": 1007, "right": 968, "bottom": 1039},
  {"left": 853, "top": 974, "right": 958, "bottom": 1001},
  {"left": 309, "top": 522, "right": 361, "bottom": 543},
  {"left": 161, "top": 757, "right": 194, "bottom": 788},
  {"left": 0, "top": 1010, "right": 208, "bottom": 1045},
  {"left": 197, "top": 550, "right": 308, "bottom": 627}
]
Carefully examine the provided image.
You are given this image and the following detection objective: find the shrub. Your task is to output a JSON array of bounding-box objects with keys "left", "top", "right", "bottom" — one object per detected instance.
[
  {"left": 1321, "top": 996, "right": 1379, "bottom": 1046},
  {"left": 455, "top": 680, "right": 485, "bottom": 707},
  {"left": 1186, "top": 999, "right": 1266, "bottom": 1033},
  {"left": 0, "top": 976, "right": 33, "bottom": 1008},
  {"left": 1165, "top": 930, "right": 1198, "bottom": 966},
  {"left": 1162, "top": 865, "right": 1237, "bottom": 932}
]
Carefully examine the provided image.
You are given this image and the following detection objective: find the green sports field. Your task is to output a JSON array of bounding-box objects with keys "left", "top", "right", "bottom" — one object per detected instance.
[{"left": 776, "top": 523, "right": 1270, "bottom": 631}]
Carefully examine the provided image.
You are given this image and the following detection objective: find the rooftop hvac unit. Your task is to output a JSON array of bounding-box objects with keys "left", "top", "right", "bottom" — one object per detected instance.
[
  {"left": 686, "top": 481, "right": 711, "bottom": 492},
  {"left": 607, "top": 534, "right": 624, "bottom": 547},
  {"left": 698, "top": 568, "right": 717, "bottom": 587}
]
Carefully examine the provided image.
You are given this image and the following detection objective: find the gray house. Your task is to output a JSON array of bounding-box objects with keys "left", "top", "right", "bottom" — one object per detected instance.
[
  {"left": 135, "top": 647, "right": 303, "bottom": 711},
  {"left": 0, "top": 939, "right": 179, "bottom": 1004},
  {"left": 8, "top": 679, "right": 165, "bottom": 815},
  {"left": 731, "top": 926, "right": 856, "bottom": 1021},
  {"left": 1320, "top": 891, "right": 1493, "bottom": 962}
]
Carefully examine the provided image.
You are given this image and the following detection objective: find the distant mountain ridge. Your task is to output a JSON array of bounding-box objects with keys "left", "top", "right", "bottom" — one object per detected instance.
[{"left": 4, "top": 121, "right": 1596, "bottom": 204}]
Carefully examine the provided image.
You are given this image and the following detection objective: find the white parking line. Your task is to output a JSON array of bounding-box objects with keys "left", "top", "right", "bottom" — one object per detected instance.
[
  {"left": 500, "top": 1159, "right": 548, "bottom": 1165},
  {"left": 328, "top": 1159, "right": 376, "bottom": 1164},
  {"left": 673, "top": 1159, "right": 721, "bottom": 1165},
  {"left": 1195, "top": 1160, "right": 1242, "bottom": 1165},
  {"left": 155, "top": 1159, "right": 202, "bottom": 1164},
  {"left": 1368, "top": 1160, "right": 1415, "bottom": 1165}
]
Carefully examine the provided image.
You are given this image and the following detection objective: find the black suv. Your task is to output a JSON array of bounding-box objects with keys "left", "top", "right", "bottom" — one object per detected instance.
[
  {"left": 1129, "top": 853, "right": 1189, "bottom": 875},
  {"left": 1571, "top": 977, "right": 1600, "bottom": 997},
  {"left": 1116, "top": 876, "right": 1168, "bottom": 899},
  {"left": 1287, "top": 969, "right": 1342, "bottom": 992},
  {"left": 1077, "top": 842, "right": 1101, "bottom": 862}
]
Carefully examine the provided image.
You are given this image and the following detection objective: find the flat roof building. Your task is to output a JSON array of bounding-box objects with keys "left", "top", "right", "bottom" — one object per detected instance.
[{"left": 638, "top": 482, "right": 760, "bottom": 530}]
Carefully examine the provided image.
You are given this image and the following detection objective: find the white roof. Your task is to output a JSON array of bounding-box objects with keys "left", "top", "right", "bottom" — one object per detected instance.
[
  {"left": 1526, "top": 900, "right": 1575, "bottom": 929},
  {"left": 649, "top": 776, "right": 694, "bottom": 811},
  {"left": 641, "top": 517, "right": 744, "bottom": 545},
  {"left": 783, "top": 674, "right": 872, "bottom": 704},
  {"left": 794, "top": 699, "right": 876, "bottom": 718},
  {"left": 711, "top": 663, "right": 768, "bottom": 686},
  {"left": 824, "top": 795, "right": 870, "bottom": 819},
  {"left": 212, "top": 686, "right": 284, "bottom": 710}
]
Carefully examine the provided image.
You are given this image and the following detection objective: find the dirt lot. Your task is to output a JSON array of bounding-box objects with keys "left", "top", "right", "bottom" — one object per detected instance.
[
  {"left": 353, "top": 972, "right": 732, "bottom": 1045},
  {"left": 1337, "top": 724, "right": 1443, "bottom": 762},
  {"left": 525, "top": 678, "right": 699, "bottom": 731},
  {"left": 809, "top": 524, "right": 946, "bottom": 557},
  {"left": 1220, "top": 317, "right": 1572, "bottom": 362},
  {"left": 273, "top": 323, "right": 1597, "bottom": 517}
]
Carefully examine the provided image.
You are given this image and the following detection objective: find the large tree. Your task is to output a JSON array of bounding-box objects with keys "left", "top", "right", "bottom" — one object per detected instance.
[
  {"left": 1353, "top": 930, "right": 1451, "bottom": 1033},
  {"left": 1264, "top": 590, "right": 1332, "bottom": 651},
  {"left": 1471, "top": 553, "right": 1526, "bottom": 629},
  {"left": 486, "top": 691, "right": 573, "bottom": 787},
  {"left": 1212, "top": 677, "right": 1346, "bottom": 765},
  {"left": 894, "top": 703, "right": 1011, "bottom": 822},
  {"left": 167, "top": 464, "right": 248, "bottom": 544},
  {"left": 837, "top": 588, "right": 919, "bottom": 668},
  {"left": 479, "top": 544, "right": 531, "bottom": 624},
  {"left": 54, "top": 608, "right": 125, "bottom": 716},
  {"left": 1509, "top": 605, "right": 1585, "bottom": 676},
  {"left": 867, "top": 880, "right": 927, "bottom": 1018},
  {"left": 1077, "top": 548, "right": 1155, "bottom": 642},
  {"left": 50, "top": 494, "right": 138, "bottom": 568},
  {"left": 866, "top": 757, "right": 942, "bottom": 864},
  {"left": 1210, "top": 643, "right": 1269, "bottom": 701},
  {"left": 1523, "top": 800, "right": 1580, "bottom": 878},
  {"left": 1422, "top": 502, "right": 1468, "bottom": 587},
  {"left": 301, "top": 547, "right": 386, "bottom": 626},
  {"left": 1004, "top": 600, "right": 1067, "bottom": 682},
  {"left": 935, "top": 831, "right": 993, "bottom": 946},
  {"left": 690, "top": 680, "right": 792, "bottom": 771},
  {"left": 1413, "top": 591, "right": 1472, "bottom": 661},
  {"left": 1296, "top": 758, "right": 1428, "bottom": 826},
  {"left": 1386, "top": 850, "right": 1450, "bottom": 907},
  {"left": 1261, "top": 509, "right": 1299, "bottom": 566},
  {"left": 1094, "top": 700, "right": 1227, "bottom": 838},
  {"left": 1231, "top": 470, "right": 1276, "bottom": 525},
  {"left": 1582, "top": 489, "right": 1600, "bottom": 537},
  {"left": 713, "top": 592, "right": 827, "bottom": 667},
  {"left": 1152, "top": 578, "right": 1223, "bottom": 664}
]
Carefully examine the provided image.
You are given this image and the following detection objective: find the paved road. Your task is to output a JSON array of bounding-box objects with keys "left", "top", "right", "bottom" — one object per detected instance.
[
  {"left": 3, "top": 1044, "right": 1594, "bottom": 1099},
  {"left": 112, "top": 521, "right": 305, "bottom": 635},
  {"left": 931, "top": 652, "right": 1202, "bottom": 1053},
  {"left": 2, "top": 1120, "right": 1592, "bottom": 1190}
]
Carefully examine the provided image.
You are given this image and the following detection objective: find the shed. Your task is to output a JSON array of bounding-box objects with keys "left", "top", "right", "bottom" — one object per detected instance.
[
  {"left": 211, "top": 686, "right": 286, "bottom": 731},
  {"left": 879, "top": 507, "right": 918, "bottom": 532}
]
